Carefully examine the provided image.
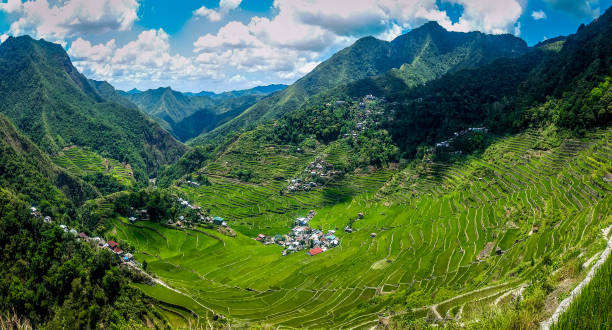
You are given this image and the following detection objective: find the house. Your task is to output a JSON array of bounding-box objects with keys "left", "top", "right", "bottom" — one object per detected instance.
[
  {"left": 43, "top": 216, "right": 52, "bottom": 223},
  {"left": 78, "top": 232, "right": 88, "bottom": 239},
  {"left": 344, "top": 226, "right": 353, "bottom": 233},
  {"left": 123, "top": 253, "right": 134, "bottom": 261},
  {"left": 128, "top": 216, "right": 137, "bottom": 223},
  {"left": 108, "top": 241, "right": 119, "bottom": 249},
  {"left": 256, "top": 234, "right": 266, "bottom": 241},
  {"left": 113, "top": 246, "right": 123, "bottom": 255},
  {"left": 308, "top": 247, "right": 323, "bottom": 256},
  {"left": 213, "top": 216, "right": 224, "bottom": 225},
  {"left": 371, "top": 233, "right": 377, "bottom": 238}
]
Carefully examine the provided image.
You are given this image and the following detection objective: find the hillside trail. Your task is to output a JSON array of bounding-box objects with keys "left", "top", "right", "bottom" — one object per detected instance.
[{"left": 540, "top": 224, "right": 612, "bottom": 329}]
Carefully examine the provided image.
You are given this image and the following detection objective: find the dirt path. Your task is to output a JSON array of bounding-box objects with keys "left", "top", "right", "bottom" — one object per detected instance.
[{"left": 541, "top": 225, "right": 612, "bottom": 329}]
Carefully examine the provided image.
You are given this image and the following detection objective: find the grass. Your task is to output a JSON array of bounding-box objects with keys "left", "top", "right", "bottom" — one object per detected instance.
[
  {"left": 111, "top": 128, "right": 612, "bottom": 328},
  {"left": 552, "top": 247, "right": 612, "bottom": 329}
]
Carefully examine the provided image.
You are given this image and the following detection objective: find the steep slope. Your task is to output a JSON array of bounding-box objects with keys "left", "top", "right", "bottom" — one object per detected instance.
[
  {"left": 0, "top": 113, "right": 97, "bottom": 208},
  {"left": 0, "top": 36, "right": 186, "bottom": 182},
  {"left": 201, "top": 21, "right": 528, "bottom": 141},
  {"left": 121, "top": 85, "right": 286, "bottom": 142}
]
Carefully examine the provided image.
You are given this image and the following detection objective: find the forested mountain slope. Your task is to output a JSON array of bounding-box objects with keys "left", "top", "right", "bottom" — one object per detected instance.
[
  {"left": 200, "top": 21, "right": 528, "bottom": 141},
  {"left": 0, "top": 36, "right": 186, "bottom": 182},
  {"left": 0, "top": 113, "right": 97, "bottom": 209}
]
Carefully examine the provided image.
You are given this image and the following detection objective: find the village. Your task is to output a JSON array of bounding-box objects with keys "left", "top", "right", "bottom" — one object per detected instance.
[
  {"left": 30, "top": 206, "right": 137, "bottom": 265},
  {"left": 254, "top": 210, "right": 340, "bottom": 256},
  {"left": 286, "top": 157, "right": 342, "bottom": 192}
]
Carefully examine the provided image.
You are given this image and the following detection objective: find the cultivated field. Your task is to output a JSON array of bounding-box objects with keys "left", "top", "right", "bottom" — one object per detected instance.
[{"left": 112, "top": 129, "right": 612, "bottom": 328}]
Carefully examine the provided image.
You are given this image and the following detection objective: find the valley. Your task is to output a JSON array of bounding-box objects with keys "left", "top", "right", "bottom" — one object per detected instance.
[
  {"left": 0, "top": 3, "right": 611, "bottom": 329},
  {"left": 107, "top": 128, "right": 611, "bottom": 328}
]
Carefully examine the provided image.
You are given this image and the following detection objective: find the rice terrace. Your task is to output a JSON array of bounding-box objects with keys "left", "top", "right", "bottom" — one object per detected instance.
[
  {"left": 0, "top": 0, "right": 611, "bottom": 329},
  {"left": 109, "top": 128, "right": 612, "bottom": 328}
]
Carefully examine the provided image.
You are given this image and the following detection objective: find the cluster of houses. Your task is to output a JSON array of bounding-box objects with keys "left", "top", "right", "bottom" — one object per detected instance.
[
  {"left": 30, "top": 206, "right": 135, "bottom": 263},
  {"left": 255, "top": 211, "right": 340, "bottom": 256},
  {"left": 179, "top": 179, "right": 201, "bottom": 187},
  {"left": 435, "top": 127, "right": 489, "bottom": 148},
  {"left": 286, "top": 157, "right": 341, "bottom": 192}
]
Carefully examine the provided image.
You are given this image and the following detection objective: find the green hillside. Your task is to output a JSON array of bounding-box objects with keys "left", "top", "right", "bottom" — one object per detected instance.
[
  {"left": 52, "top": 146, "right": 135, "bottom": 188},
  {"left": 197, "top": 21, "right": 528, "bottom": 142},
  {"left": 106, "top": 128, "right": 611, "bottom": 328},
  {"left": 1, "top": 3, "right": 612, "bottom": 329},
  {"left": 0, "top": 36, "right": 186, "bottom": 182},
  {"left": 0, "top": 113, "right": 97, "bottom": 209}
]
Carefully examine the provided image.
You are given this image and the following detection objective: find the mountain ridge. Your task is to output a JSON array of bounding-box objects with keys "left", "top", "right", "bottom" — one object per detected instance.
[
  {"left": 196, "top": 21, "right": 528, "bottom": 143},
  {"left": 0, "top": 35, "right": 186, "bottom": 182}
]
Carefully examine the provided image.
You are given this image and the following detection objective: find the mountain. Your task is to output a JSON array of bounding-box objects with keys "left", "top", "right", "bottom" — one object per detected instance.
[
  {"left": 0, "top": 113, "right": 97, "bottom": 209},
  {"left": 199, "top": 21, "right": 528, "bottom": 141},
  {"left": 120, "top": 84, "right": 287, "bottom": 142},
  {"left": 0, "top": 36, "right": 186, "bottom": 182},
  {"left": 182, "top": 84, "right": 286, "bottom": 98}
]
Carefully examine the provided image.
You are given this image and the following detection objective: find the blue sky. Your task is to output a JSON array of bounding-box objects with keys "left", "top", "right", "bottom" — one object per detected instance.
[{"left": 1, "top": 0, "right": 610, "bottom": 93}]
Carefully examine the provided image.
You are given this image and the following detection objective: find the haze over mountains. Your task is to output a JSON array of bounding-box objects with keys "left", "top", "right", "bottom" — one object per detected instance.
[{"left": 0, "top": 8, "right": 611, "bottom": 329}]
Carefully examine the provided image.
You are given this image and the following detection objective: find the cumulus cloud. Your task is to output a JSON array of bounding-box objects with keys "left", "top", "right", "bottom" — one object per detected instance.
[
  {"left": 191, "top": 0, "right": 526, "bottom": 80},
  {"left": 441, "top": 0, "right": 524, "bottom": 35},
  {"left": 0, "top": 0, "right": 139, "bottom": 40},
  {"left": 193, "top": 6, "right": 222, "bottom": 22},
  {"left": 69, "top": 29, "right": 224, "bottom": 86},
  {"left": 193, "top": 0, "right": 242, "bottom": 22},
  {"left": 0, "top": 0, "right": 21, "bottom": 13},
  {"left": 0, "top": 34, "right": 8, "bottom": 43},
  {"left": 531, "top": 10, "right": 547, "bottom": 20},
  {"left": 543, "top": 0, "right": 600, "bottom": 18},
  {"left": 228, "top": 74, "right": 246, "bottom": 83}
]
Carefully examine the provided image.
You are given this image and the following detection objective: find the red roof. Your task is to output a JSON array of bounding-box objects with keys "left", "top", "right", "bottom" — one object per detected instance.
[
  {"left": 79, "top": 232, "right": 88, "bottom": 238},
  {"left": 114, "top": 246, "right": 123, "bottom": 254},
  {"left": 108, "top": 240, "right": 118, "bottom": 248},
  {"left": 308, "top": 247, "right": 323, "bottom": 256}
]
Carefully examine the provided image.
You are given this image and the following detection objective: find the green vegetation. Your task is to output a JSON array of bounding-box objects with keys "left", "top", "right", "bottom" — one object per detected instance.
[
  {"left": 0, "top": 36, "right": 186, "bottom": 183},
  {"left": 2, "top": 8, "right": 612, "bottom": 329},
  {"left": 119, "top": 85, "right": 286, "bottom": 142},
  {"left": 53, "top": 146, "right": 135, "bottom": 191},
  {"left": 0, "top": 188, "right": 165, "bottom": 328},
  {"left": 196, "top": 21, "right": 528, "bottom": 142},
  {"left": 553, "top": 248, "right": 612, "bottom": 329},
  {"left": 107, "top": 127, "right": 612, "bottom": 327}
]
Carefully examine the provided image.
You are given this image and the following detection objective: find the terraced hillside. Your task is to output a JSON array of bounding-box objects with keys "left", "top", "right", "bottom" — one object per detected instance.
[
  {"left": 53, "top": 146, "right": 135, "bottom": 186},
  {"left": 111, "top": 128, "right": 611, "bottom": 328}
]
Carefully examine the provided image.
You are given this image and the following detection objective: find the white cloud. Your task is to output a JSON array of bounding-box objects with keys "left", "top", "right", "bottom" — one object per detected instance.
[
  {"left": 0, "top": 34, "right": 8, "bottom": 43},
  {"left": 228, "top": 74, "right": 246, "bottom": 83},
  {"left": 441, "top": 0, "right": 524, "bottom": 35},
  {"left": 531, "top": 10, "right": 547, "bottom": 20},
  {"left": 69, "top": 29, "right": 224, "bottom": 86},
  {"left": 0, "top": 0, "right": 21, "bottom": 13},
  {"left": 193, "top": 6, "right": 222, "bottom": 22},
  {"left": 194, "top": 0, "right": 242, "bottom": 22},
  {"left": 1, "top": 0, "right": 139, "bottom": 40},
  {"left": 191, "top": 0, "right": 526, "bottom": 81}
]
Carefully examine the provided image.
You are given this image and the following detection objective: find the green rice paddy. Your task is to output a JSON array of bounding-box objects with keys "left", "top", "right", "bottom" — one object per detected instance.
[
  {"left": 52, "top": 146, "right": 135, "bottom": 186},
  {"left": 112, "top": 129, "right": 612, "bottom": 328}
]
